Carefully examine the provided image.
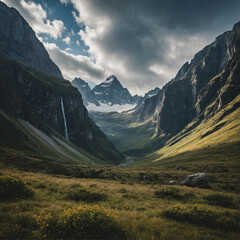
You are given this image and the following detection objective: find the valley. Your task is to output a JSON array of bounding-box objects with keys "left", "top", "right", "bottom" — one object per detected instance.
[{"left": 0, "top": 1, "right": 239, "bottom": 239}]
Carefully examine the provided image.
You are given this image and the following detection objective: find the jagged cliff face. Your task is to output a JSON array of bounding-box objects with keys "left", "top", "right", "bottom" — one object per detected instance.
[
  {"left": 0, "top": 2, "right": 63, "bottom": 79},
  {"left": 71, "top": 78, "right": 99, "bottom": 106},
  {"left": 135, "top": 62, "right": 190, "bottom": 122},
  {"left": 154, "top": 22, "right": 239, "bottom": 137},
  {"left": 135, "top": 87, "right": 160, "bottom": 109},
  {"left": 131, "top": 21, "right": 239, "bottom": 148},
  {"left": 0, "top": 53, "right": 124, "bottom": 163}
]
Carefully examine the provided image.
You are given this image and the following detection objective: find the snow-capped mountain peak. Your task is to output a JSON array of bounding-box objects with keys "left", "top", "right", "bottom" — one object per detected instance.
[
  {"left": 92, "top": 75, "right": 135, "bottom": 106},
  {"left": 71, "top": 75, "right": 140, "bottom": 112},
  {"left": 105, "top": 75, "right": 116, "bottom": 82}
]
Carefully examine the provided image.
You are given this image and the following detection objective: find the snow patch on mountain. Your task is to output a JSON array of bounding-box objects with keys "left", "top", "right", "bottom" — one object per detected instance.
[{"left": 87, "top": 102, "right": 136, "bottom": 113}]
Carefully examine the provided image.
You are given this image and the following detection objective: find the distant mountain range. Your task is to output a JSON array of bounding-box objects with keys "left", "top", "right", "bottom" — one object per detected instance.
[{"left": 71, "top": 75, "right": 160, "bottom": 112}]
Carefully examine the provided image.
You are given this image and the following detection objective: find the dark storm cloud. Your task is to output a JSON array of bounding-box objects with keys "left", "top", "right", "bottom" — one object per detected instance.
[
  {"left": 72, "top": 0, "right": 239, "bottom": 94},
  {"left": 5, "top": 0, "right": 239, "bottom": 94}
]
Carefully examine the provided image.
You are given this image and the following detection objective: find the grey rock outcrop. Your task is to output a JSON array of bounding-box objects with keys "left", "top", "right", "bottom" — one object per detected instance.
[
  {"left": 0, "top": 1, "right": 63, "bottom": 78},
  {"left": 180, "top": 173, "right": 210, "bottom": 188}
]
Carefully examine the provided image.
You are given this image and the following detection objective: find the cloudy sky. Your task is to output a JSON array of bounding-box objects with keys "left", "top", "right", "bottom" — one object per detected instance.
[{"left": 2, "top": 0, "right": 240, "bottom": 95}]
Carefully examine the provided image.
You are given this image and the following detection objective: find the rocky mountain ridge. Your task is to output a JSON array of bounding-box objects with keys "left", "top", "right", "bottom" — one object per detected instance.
[
  {"left": 71, "top": 75, "right": 161, "bottom": 112},
  {"left": 155, "top": 23, "right": 238, "bottom": 138},
  {"left": 93, "top": 75, "right": 137, "bottom": 105},
  {"left": 0, "top": 1, "right": 63, "bottom": 79},
  {"left": 135, "top": 22, "right": 239, "bottom": 138},
  {"left": 71, "top": 77, "right": 100, "bottom": 106},
  {"left": 71, "top": 75, "right": 142, "bottom": 110}
]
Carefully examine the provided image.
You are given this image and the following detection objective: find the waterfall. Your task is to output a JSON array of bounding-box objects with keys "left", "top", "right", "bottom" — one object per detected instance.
[{"left": 60, "top": 97, "right": 69, "bottom": 140}]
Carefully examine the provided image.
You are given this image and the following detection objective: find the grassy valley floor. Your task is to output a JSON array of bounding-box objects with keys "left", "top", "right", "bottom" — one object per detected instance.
[{"left": 0, "top": 162, "right": 239, "bottom": 239}]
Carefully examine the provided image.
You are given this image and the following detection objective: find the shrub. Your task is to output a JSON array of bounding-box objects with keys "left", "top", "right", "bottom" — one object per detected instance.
[
  {"left": 0, "top": 175, "right": 34, "bottom": 201},
  {"left": 67, "top": 188, "right": 107, "bottom": 202},
  {"left": 37, "top": 205, "right": 126, "bottom": 239},
  {"left": 163, "top": 203, "right": 240, "bottom": 231},
  {"left": 13, "top": 214, "right": 37, "bottom": 238},
  {"left": 2, "top": 214, "right": 37, "bottom": 239},
  {"left": 204, "top": 193, "right": 234, "bottom": 208},
  {"left": 155, "top": 187, "right": 193, "bottom": 200}
]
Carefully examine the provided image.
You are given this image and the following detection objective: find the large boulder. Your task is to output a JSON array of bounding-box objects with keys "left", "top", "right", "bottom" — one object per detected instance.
[{"left": 180, "top": 173, "right": 210, "bottom": 188}]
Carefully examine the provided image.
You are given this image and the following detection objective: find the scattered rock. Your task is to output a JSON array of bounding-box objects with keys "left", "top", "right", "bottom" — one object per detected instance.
[
  {"left": 168, "top": 180, "right": 175, "bottom": 185},
  {"left": 180, "top": 173, "right": 210, "bottom": 188}
]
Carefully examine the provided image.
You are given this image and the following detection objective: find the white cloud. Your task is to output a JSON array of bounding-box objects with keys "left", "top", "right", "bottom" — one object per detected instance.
[
  {"left": 76, "top": 40, "right": 80, "bottom": 46},
  {"left": 63, "top": 36, "right": 71, "bottom": 45},
  {"left": 65, "top": 47, "right": 72, "bottom": 52},
  {"left": 59, "top": 0, "right": 69, "bottom": 6},
  {"left": 72, "top": 11, "right": 81, "bottom": 25},
  {"left": 63, "top": 0, "right": 239, "bottom": 95},
  {"left": 2, "top": 0, "right": 66, "bottom": 39},
  {"left": 43, "top": 42, "right": 105, "bottom": 82}
]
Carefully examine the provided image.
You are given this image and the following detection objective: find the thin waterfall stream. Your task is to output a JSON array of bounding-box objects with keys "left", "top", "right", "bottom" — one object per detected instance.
[{"left": 60, "top": 97, "right": 69, "bottom": 140}]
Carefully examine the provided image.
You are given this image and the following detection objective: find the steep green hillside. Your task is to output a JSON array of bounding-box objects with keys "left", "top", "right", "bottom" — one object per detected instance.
[
  {"left": 136, "top": 48, "right": 240, "bottom": 177},
  {"left": 0, "top": 109, "right": 106, "bottom": 173},
  {"left": 135, "top": 94, "right": 240, "bottom": 189}
]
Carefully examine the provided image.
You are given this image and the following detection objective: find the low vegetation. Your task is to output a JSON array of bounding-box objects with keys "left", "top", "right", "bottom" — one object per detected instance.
[
  {"left": 155, "top": 187, "right": 195, "bottom": 200},
  {"left": 67, "top": 188, "right": 107, "bottom": 202},
  {"left": 37, "top": 205, "right": 126, "bottom": 239},
  {"left": 204, "top": 193, "right": 236, "bottom": 208},
  {"left": 0, "top": 160, "right": 239, "bottom": 240},
  {"left": 163, "top": 203, "right": 240, "bottom": 231},
  {"left": 0, "top": 175, "right": 34, "bottom": 201}
]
